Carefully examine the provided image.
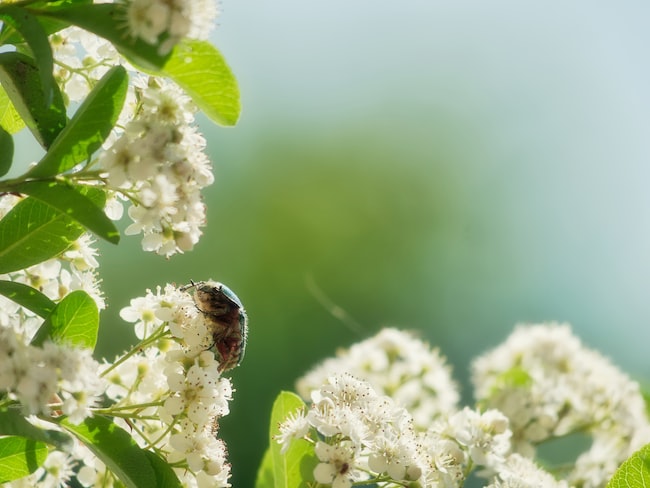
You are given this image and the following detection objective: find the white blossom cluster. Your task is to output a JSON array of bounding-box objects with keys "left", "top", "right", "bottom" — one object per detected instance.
[
  {"left": 100, "top": 77, "right": 214, "bottom": 257},
  {"left": 125, "top": 0, "right": 219, "bottom": 54},
  {"left": 296, "top": 328, "right": 460, "bottom": 429},
  {"left": 95, "top": 283, "right": 234, "bottom": 487},
  {"left": 50, "top": 23, "right": 216, "bottom": 258},
  {"left": 279, "top": 373, "right": 564, "bottom": 488},
  {"left": 0, "top": 195, "right": 104, "bottom": 425},
  {"left": 0, "top": 327, "right": 103, "bottom": 423},
  {"left": 472, "top": 322, "right": 650, "bottom": 488},
  {"left": 50, "top": 26, "right": 121, "bottom": 103}
]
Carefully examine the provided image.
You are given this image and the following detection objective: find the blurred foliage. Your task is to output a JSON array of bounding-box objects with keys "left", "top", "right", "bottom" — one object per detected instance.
[{"left": 95, "top": 118, "right": 481, "bottom": 486}]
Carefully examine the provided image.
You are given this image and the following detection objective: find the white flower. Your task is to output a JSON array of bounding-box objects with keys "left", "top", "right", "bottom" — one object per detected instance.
[
  {"left": 472, "top": 322, "right": 650, "bottom": 487},
  {"left": 313, "top": 441, "right": 363, "bottom": 488},
  {"left": 297, "top": 328, "right": 459, "bottom": 429},
  {"left": 276, "top": 407, "right": 310, "bottom": 453},
  {"left": 487, "top": 453, "right": 569, "bottom": 488}
]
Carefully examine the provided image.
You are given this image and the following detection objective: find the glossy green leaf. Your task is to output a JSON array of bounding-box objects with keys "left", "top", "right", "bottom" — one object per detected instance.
[
  {"left": 0, "top": 197, "right": 85, "bottom": 274},
  {"left": 61, "top": 416, "right": 182, "bottom": 488},
  {"left": 0, "top": 280, "right": 56, "bottom": 318},
  {"left": 38, "top": 3, "right": 170, "bottom": 70},
  {"left": 0, "top": 6, "right": 55, "bottom": 104},
  {"left": 0, "top": 409, "right": 71, "bottom": 450},
  {"left": 255, "top": 448, "right": 275, "bottom": 488},
  {"left": 269, "top": 391, "right": 316, "bottom": 488},
  {"left": 606, "top": 443, "right": 650, "bottom": 488},
  {"left": 0, "top": 51, "right": 66, "bottom": 148},
  {"left": 163, "top": 39, "right": 241, "bottom": 126},
  {"left": 27, "top": 65, "right": 127, "bottom": 179},
  {"left": 31, "top": 290, "right": 98, "bottom": 348},
  {"left": 0, "top": 80, "right": 25, "bottom": 134},
  {"left": 0, "top": 125, "right": 12, "bottom": 177},
  {"left": 14, "top": 180, "right": 119, "bottom": 244},
  {"left": 0, "top": 436, "right": 47, "bottom": 483}
]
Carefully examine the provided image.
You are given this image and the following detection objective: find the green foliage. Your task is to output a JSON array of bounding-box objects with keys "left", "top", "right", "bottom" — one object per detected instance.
[
  {"left": 0, "top": 436, "right": 48, "bottom": 483},
  {"left": 0, "top": 51, "right": 66, "bottom": 148},
  {"left": 0, "top": 409, "right": 71, "bottom": 450},
  {"left": 0, "top": 196, "right": 87, "bottom": 274},
  {"left": 258, "top": 391, "right": 317, "bottom": 488},
  {"left": 0, "top": 126, "right": 12, "bottom": 176},
  {"left": 0, "top": 0, "right": 245, "bottom": 485},
  {"left": 36, "top": 3, "right": 171, "bottom": 70},
  {"left": 0, "top": 280, "right": 56, "bottom": 318},
  {"left": 31, "top": 289, "right": 99, "bottom": 348},
  {"left": 606, "top": 443, "right": 650, "bottom": 488},
  {"left": 12, "top": 181, "right": 119, "bottom": 244},
  {"left": 26, "top": 65, "right": 128, "bottom": 179},
  {"left": 60, "top": 416, "right": 182, "bottom": 488},
  {"left": 0, "top": 85, "right": 25, "bottom": 134},
  {"left": 0, "top": 5, "right": 55, "bottom": 103},
  {"left": 162, "top": 40, "right": 241, "bottom": 126}
]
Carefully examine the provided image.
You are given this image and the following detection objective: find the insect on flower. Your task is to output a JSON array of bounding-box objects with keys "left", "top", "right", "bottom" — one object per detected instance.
[{"left": 181, "top": 280, "right": 248, "bottom": 372}]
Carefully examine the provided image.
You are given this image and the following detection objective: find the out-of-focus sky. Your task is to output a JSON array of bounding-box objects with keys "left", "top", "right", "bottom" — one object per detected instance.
[{"left": 209, "top": 0, "right": 650, "bottom": 372}]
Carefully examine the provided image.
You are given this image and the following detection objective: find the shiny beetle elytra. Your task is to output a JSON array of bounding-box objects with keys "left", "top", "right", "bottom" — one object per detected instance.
[{"left": 181, "top": 280, "right": 248, "bottom": 372}]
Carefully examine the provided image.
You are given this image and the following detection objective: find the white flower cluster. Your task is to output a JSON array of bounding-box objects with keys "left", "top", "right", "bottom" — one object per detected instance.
[
  {"left": 50, "top": 27, "right": 121, "bottom": 103},
  {"left": 472, "top": 322, "right": 650, "bottom": 488},
  {"left": 100, "top": 77, "right": 214, "bottom": 257},
  {"left": 50, "top": 25, "right": 215, "bottom": 258},
  {"left": 0, "top": 195, "right": 104, "bottom": 423},
  {"left": 126, "top": 0, "right": 219, "bottom": 54},
  {"left": 0, "top": 327, "right": 103, "bottom": 423},
  {"left": 296, "top": 328, "right": 459, "bottom": 429},
  {"left": 278, "top": 373, "right": 548, "bottom": 488},
  {"left": 98, "top": 283, "right": 233, "bottom": 487}
]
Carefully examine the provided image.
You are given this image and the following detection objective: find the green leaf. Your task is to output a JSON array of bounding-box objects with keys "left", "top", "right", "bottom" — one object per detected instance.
[
  {"left": 0, "top": 408, "right": 72, "bottom": 450},
  {"left": 38, "top": 3, "right": 171, "bottom": 70},
  {"left": 0, "top": 436, "right": 48, "bottom": 483},
  {"left": 0, "top": 6, "right": 55, "bottom": 105},
  {"left": 0, "top": 51, "right": 66, "bottom": 148},
  {"left": 0, "top": 80, "right": 25, "bottom": 134},
  {"left": 0, "top": 197, "right": 85, "bottom": 274},
  {"left": 60, "top": 416, "right": 182, "bottom": 488},
  {"left": 31, "top": 290, "right": 98, "bottom": 348},
  {"left": 27, "top": 65, "right": 128, "bottom": 179},
  {"left": 0, "top": 280, "right": 56, "bottom": 318},
  {"left": 14, "top": 180, "right": 120, "bottom": 244},
  {"left": 606, "top": 443, "right": 650, "bottom": 488},
  {"left": 162, "top": 39, "right": 241, "bottom": 126},
  {"left": 255, "top": 448, "right": 275, "bottom": 488},
  {"left": 269, "top": 391, "right": 317, "bottom": 488},
  {"left": 0, "top": 125, "right": 12, "bottom": 176}
]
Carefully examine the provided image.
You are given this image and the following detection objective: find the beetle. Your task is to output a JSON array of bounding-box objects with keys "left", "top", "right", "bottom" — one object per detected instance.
[{"left": 181, "top": 280, "right": 248, "bottom": 372}]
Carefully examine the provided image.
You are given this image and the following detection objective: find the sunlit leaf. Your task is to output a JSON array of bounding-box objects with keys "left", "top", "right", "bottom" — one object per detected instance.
[
  {"left": 61, "top": 416, "right": 182, "bottom": 488},
  {"left": 27, "top": 65, "right": 127, "bottom": 178},
  {"left": 0, "top": 436, "right": 47, "bottom": 484},
  {"left": 0, "top": 280, "right": 56, "bottom": 318},
  {"left": 606, "top": 443, "right": 650, "bottom": 488},
  {"left": 0, "top": 197, "right": 85, "bottom": 274},
  {"left": 162, "top": 39, "right": 241, "bottom": 126},
  {"left": 31, "top": 290, "right": 98, "bottom": 349},
  {"left": 14, "top": 181, "right": 119, "bottom": 244},
  {"left": 0, "top": 5, "right": 55, "bottom": 104},
  {"left": 0, "top": 81, "right": 26, "bottom": 134},
  {"left": 0, "top": 52, "right": 66, "bottom": 148}
]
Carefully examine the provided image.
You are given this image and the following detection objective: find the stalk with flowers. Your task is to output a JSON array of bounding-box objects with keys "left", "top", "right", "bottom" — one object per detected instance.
[{"left": 1, "top": 1, "right": 650, "bottom": 487}]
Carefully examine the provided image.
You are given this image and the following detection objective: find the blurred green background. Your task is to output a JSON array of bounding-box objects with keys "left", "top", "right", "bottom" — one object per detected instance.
[{"left": 93, "top": 1, "right": 650, "bottom": 486}]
